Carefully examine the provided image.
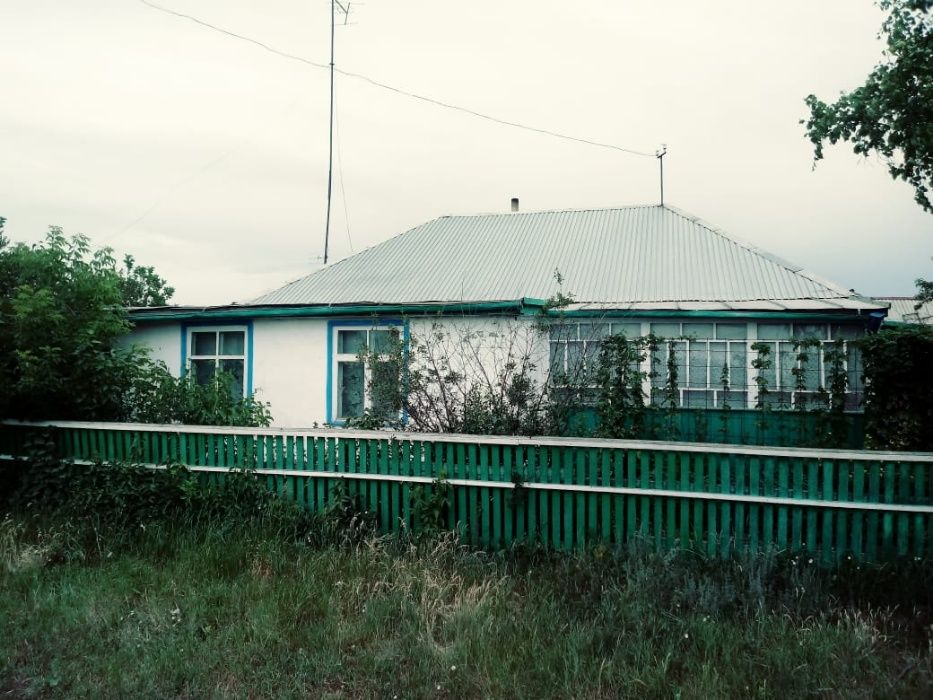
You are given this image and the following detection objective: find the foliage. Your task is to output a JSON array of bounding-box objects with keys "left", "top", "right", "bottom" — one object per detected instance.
[
  {"left": 118, "top": 254, "right": 175, "bottom": 307},
  {"left": 802, "top": 0, "right": 933, "bottom": 212},
  {"left": 593, "top": 334, "right": 657, "bottom": 439},
  {"left": 124, "top": 362, "right": 272, "bottom": 427},
  {"left": 0, "top": 513, "right": 930, "bottom": 697},
  {"left": 410, "top": 472, "right": 451, "bottom": 533},
  {"left": 0, "top": 224, "right": 143, "bottom": 420},
  {"left": 858, "top": 324, "right": 933, "bottom": 449}
]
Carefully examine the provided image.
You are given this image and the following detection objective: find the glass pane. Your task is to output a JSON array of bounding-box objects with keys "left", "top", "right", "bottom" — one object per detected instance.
[
  {"left": 610, "top": 322, "right": 641, "bottom": 338},
  {"left": 578, "top": 322, "right": 610, "bottom": 340},
  {"left": 220, "top": 331, "right": 245, "bottom": 355},
  {"left": 684, "top": 390, "right": 712, "bottom": 408},
  {"left": 549, "top": 342, "right": 566, "bottom": 379},
  {"left": 729, "top": 344, "right": 747, "bottom": 387},
  {"left": 688, "top": 344, "right": 709, "bottom": 388},
  {"left": 793, "top": 323, "right": 826, "bottom": 340},
  {"left": 722, "top": 390, "right": 747, "bottom": 408},
  {"left": 709, "top": 341, "right": 727, "bottom": 386},
  {"left": 583, "top": 340, "right": 601, "bottom": 381},
  {"left": 220, "top": 359, "right": 245, "bottom": 396},
  {"left": 778, "top": 342, "right": 796, "bottom": 390},
  {"left": 550, "top": 323, "right": 577, "bottom": 342},
  {"left": 371, "top": 360, "right": 400, "bottom": 418},
  {"left": 371, "top": 329, "right": 397, "bottom": 354},
  {"left": 754, "top": 341, "right": 776, "bottom": 388},
  {"left": 337, "top": 330, "right": 367, "bottom": 355},
  {"left": 831, "top": 324, "right": 863, "bottom": 340},
  {"left": 683, "top": 323, "right": 714, "bottom": 340},
  {"left": 650, "top": 322, "right": 680, "bottom": 339},
  {"left": 566, "top": 341, "right": 585, "bottom": 382},
  {"left": 192, "top": 332, "right": 216, "bottom": 356},
  {"left": 757, "top": 324, "right": 791, "bottom": 340},
  {"left": 191, "top": 358, "right": 215, "bottom": 386},
  {"left": 337, "top": 361, "right": 365, "bottom": 419},
  {"left": 716, "top": 323, "right": 747, "bottom": 340},
  {"left": 847, "top": 345, "right": 863, "bottom": 392}
]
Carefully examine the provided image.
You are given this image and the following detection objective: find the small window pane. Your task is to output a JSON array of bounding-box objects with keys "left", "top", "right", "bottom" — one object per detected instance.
[
  {"left": 220, "top": 331, "right": 245, "bottom": 355},
  {"left": 371, "top": 360, "right": 400, "bottom": 418},
  {"left": 793, "top": 323, "right": 826, "bottom": 340},
  {"left": 610, "top": 322, "right": 641, "bottom": 338},
  {"left": 371, "top": 329, "right": 397, "bottom": 354},
  {"left": 683, "top": 323, "right": 714, "bottom": 340},
  {"left": 688, "top": 344, "right": 709, "bottom": 388},
  {"left": 220, "top": 358, "right": 245, "bottom": 396},
  {"left": 778, "top": 342, "right": 796, "bottom": 390},
  {"left": 831, "top": 324, "right": 862, "bottom": 340},
  {"left": 337, "top": 361, "right": 365, "bottom": 418},
  {"left": 684, "top": 390, "right": 712, "bottom": 408},
  {"left": 754, "top": 341, "right": 776, "bottom": 388},
  {"left": 549, "top": 342, "right": 566, "bottom": 379},
  {"left": 757, "top": 324, "right": 791, "bottom": 340},
  {"left": 730, "top": 345, "right": 747, "bottom": 387},
  {"left": 192, "top": 332, "right": 216, "bottom": 356},
  {"left": 191, "top": 358, "right": 215, "bottom": 386},
  {"left": 650, "top": 322, "right": 680, "bottom": 339},
  {"left": 716, "top": 323, "right": 747, "bottom": 340},
  {"left": 549, "top": 324, "right": 577, "bottom": 342},
  {"left": 722, "top": 390, "right": 747, "bottom": 408},
  {"left": 566, "top": 341, "right": 585, "bottom": 382},
  {"left": 579, "top": 322, "right": 610, "bottom": 340},
  {"left": 337, "top": 330, "right": 367, "bottom": 355}
]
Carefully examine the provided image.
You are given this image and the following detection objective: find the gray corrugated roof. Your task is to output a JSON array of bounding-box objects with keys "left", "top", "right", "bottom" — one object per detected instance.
[
  {"left": 252, "top": 204, "right": 883, "bottom": 311},
  {"left": 874, "top": 297, "right": 932, "bottom": 324}
]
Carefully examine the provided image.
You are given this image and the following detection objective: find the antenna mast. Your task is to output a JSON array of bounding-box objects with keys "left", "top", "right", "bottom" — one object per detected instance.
[
  {"left": 324, "top": 1, "right": 351, "bottom": 265},
  {"left": 656, "top": 144, "right": 667, "bottom": 206}
]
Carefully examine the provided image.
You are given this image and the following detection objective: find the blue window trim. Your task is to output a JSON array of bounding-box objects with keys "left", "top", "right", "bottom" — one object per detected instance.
[
  {"left": 326, "top": 318, "right": 408, "bottom": 426},
  {"left": 180, "top": 320, "right": 254, "bottom": 396}
]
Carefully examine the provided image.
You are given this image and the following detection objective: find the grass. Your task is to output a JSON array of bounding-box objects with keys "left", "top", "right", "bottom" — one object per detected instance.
[{"left": 2, "top": 511, "right": 932, "bottom": 699}]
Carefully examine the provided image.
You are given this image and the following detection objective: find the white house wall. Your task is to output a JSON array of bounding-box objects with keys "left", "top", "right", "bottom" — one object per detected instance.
[
  {"left": 120, "top": 324, "right": 181, "bottom": 375},
  {"left": 251, "top": 317, "right": 328, "bottom": 427}
]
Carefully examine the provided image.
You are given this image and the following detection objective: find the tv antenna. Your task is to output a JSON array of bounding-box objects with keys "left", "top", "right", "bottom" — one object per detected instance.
[
  {"left": 323, "top": 1, "right": 353, "bottom": 265},
  {"left": 656, "top": 144, "right": 667, "bottom": 206}
]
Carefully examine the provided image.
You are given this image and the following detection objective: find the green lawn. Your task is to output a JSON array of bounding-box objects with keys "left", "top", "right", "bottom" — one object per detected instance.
[{"left": 2, "top": 513, "right": 931, "bottom": 699}]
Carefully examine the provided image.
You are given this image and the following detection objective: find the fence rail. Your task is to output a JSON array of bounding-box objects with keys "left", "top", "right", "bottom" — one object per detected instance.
[{"left": 2, "top": 421, "right": 930, "bottom": 563}]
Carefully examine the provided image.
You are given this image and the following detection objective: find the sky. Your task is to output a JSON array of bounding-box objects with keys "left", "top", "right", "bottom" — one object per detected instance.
[{"left": 1, "top": 0, "right": 931, "bottom": 305}]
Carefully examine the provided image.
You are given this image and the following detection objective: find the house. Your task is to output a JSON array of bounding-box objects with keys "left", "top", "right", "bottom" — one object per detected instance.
[
  {"left": 126, "top": 204, "right": 887, "bottom": 427},
  {"left": 873, "top": 296, "right": 933, "bottom": 325}
]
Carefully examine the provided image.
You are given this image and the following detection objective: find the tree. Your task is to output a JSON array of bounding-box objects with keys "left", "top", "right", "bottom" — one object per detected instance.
[
  {"left": 0, "top": 221, "right": 142, "bottom": 420},
  {"left": 802, "top": 0, "right": 933, "bottom": 212},
  {"left": 119, "top": 254, "right": 174, "bottom": 307},
  {"left": 0, "top": 220, "right": 269, "bottom": 425}
]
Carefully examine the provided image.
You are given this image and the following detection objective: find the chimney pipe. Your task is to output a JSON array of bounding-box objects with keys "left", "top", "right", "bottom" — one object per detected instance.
[{"left": 510, "top": 197, "right": 519, "bottom": 212}]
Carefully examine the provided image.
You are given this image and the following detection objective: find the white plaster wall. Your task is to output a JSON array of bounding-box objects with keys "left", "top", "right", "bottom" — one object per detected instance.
[
  {"left": 252, "top": 317, "right": 328, "bottom": 427},
  {"left": 121, "top": 323, "right": 181, "bottom": 375}
]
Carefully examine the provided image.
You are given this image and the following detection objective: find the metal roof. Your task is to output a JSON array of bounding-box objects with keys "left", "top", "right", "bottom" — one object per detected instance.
[
  {"left": 874, "top": 297, "right": 933, "bottom": 324},
  {"left": 252, "top": 204, "right": 884, "bottom": 312}
]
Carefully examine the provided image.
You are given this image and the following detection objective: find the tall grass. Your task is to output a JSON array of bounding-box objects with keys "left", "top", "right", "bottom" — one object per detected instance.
[{"left": 1, "top": 460, "right": 931, "bottom": 697}]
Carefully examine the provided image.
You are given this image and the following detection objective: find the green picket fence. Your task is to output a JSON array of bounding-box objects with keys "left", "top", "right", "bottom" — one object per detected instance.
[{"left": 1, "top": 421, "right": 930, "bottom": 563}]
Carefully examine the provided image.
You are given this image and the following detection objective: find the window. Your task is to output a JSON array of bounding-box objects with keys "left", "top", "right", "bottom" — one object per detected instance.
[
  {"left": 649, "top": 322, "right": 748, "bottom": 408},
  {"left": 331, "top": 324, "right": 403, "bottom": 422},
  {"left": 186, "top": 326, "right": 248, "bottom": 397},
  {"left": 547, "top": 320, "right": 866, "bottom": 411}
]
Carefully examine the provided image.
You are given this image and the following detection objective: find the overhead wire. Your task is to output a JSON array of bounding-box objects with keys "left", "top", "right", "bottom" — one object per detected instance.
[{"left": 137, "top": 0, "right": 656, "bottom": 157}]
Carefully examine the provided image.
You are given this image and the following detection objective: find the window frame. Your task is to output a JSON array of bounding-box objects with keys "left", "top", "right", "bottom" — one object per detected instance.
[
  {"left": 182, "top": 323, "right": 252, "bottom": 398},
  {"left": 327, "top": 319, "right": 406, "bottom": 425}
]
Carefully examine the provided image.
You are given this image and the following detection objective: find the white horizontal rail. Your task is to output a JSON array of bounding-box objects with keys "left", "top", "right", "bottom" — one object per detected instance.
[
  {"left": 4, "top": 420, "right": 933, "bottom": 463},
  {"left": 3, "top": 455, "right": 929, "bottom": 515}
]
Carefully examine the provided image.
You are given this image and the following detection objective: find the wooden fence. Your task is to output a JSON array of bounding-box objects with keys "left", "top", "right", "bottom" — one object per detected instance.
[{"left": 1, "top": 421, "right": 930, "bottom": 563}]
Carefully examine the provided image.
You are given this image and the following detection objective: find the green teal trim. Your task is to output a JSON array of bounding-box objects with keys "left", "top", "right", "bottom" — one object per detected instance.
[
  {"left": 326, "top": 319, "right": 406, "bottom": 426},
  {"left": 544, "top": 309, "right": 877, "bottom": 322},
  {"left": 129, "top": 300, "right": 530, "bottom": 322},
  {"left": 180, "top": 321, "right": 254, "bottom": 397}
]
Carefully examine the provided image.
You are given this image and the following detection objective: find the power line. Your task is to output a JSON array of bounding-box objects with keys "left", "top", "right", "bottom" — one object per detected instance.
[{"left": 137, "top": 0, "right": 656, "bottom": 158}]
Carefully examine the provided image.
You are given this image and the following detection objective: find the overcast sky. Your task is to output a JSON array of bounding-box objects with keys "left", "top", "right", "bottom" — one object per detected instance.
[{"left": 1, "top": 0, "right": 931, "bottom": 305}]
